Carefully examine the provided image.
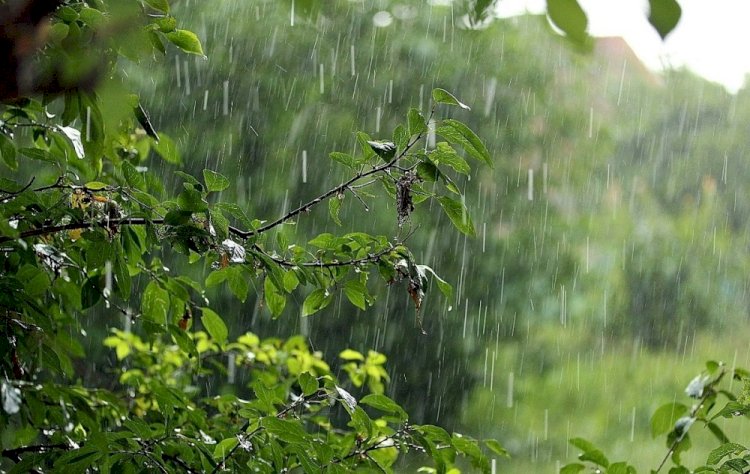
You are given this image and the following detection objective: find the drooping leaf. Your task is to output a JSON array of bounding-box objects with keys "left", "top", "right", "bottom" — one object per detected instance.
[
  {"left": 407, "top": 107, "right": 427, "bottom": 136},
  {"left": 264, "top": 276, "right": 286, "bottom": 317},
  {"left": 435, "top": 119, "right": 492, "bottom": 167},
  {"left": 201, "top": 307, "right": 228, "bottom": 344},
  {"left": 343, "top": 279, "right": 368, "bottom": 310},
  {"left": 302, "top": 289, "right": 333, "bottom": 316},
  {"left": 437, "top": 195, "right": 475, "bottom": 236},
  {"left": 546, "top": 0, "right": 590, "bottom": 47},
  {"left": 329, "top": 195, "right": 343, "bottom": 226},
  {"left": 153, "top": 134, "right": 180, "bottom": 164},
  {"left": 141, "top": 281, "right": 169, "bottom": 325},
  {"left": 431, "top": 88, "right": 471, "bottom": 110},
  {"left": 0, "top": 134, "right": 17, "bottom": 169},
  {"left": 648, "top": 0, "right": 682, "bottom": 39},
  {"left": 569, "top": 437, "right": 609, "bottom": 467}
]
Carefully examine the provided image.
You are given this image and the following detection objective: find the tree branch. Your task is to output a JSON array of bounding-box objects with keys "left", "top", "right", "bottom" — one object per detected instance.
[{"left": 238, "top": 122, "right": 430, "bottom": 239}]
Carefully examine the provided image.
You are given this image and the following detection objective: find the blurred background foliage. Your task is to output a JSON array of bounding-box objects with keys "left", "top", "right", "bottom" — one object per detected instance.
[{"left": 74, "top": 0, "right": 750, "bottom": 471}]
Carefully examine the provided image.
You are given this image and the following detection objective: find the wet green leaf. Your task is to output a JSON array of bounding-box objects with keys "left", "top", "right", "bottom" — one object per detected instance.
[
  {"left": 142, "top": 281, "right": 169, "bottom": 325},
  {"left": 437, "top": 195, "right": 475, "bottom": 236},
  {"left": 302, "top": 289, "right": 333, "bottom": 316},
  {"left": 343, "top": 279, "right": 367, "bottom": 310},
  {"left": 203, "top": 169, "right": 230, "bottom": 192},
  {"left": 165, "top": 29, "right": 205, "bottom": 57},
  {"left": 408, "top": 107, "right": 427, "bottom": 136},
  {"left": 648, "top": 0, "right": 682, "bottom": 39},
  {"left": 547, "top": 0, "right": 590, "bottom": 47},
  {"left": 201, "top": 307, "right": 228, "bottom": 344},
  {"left": 435, "top": 119, "right": 491, "bottom": 167},
  {"left": 651, "top": 402, "right": 688, "bottom": 437},
  {"left": 144, "top": 0, "right": 170, "bottom": 13},
  {"left": 264, "top": 276, "right": 286, "bottom": 317},
  {"left": 432, "top": 88, "right": 471, "bottom": 110}
]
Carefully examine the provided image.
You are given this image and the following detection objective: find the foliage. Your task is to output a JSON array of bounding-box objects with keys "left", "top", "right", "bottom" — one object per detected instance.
[
  {"left": 0, "top": 0, "right": 504, "bottom": 471},
  {"left": 561, "top": 360, "right": 750, "bottom": 473}
]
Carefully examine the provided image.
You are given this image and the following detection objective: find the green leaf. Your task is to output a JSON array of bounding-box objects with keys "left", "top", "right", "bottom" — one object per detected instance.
[
  {"left": 329, "top": 151, "right": 356, "bottom": 168},
  {"left": 203, "top": 169, "right": 230, "bottom": 192},
  {"left": 20, "top": 147, "right": 58, "bottom": 163},
  {"left": 437, "top": 195, "right": 475, "bottom": 236},
  {"left": 144, "top": 0, "right": 170, "bottom": 13},
  {"left": 431, "top": 88, "right": 471, "bottom": 110},
  {"left": 339, "top": 349, "right": 365, "bottom": 361},
  {"left": 711, "top": 401, "right": 750, "bottom": 420},
  {"left": 547, "top": 0, "right": 590, "bottom": 46},
  {"left": 226, "top": 265, "right": 248, "bottom": 302},
  {"left": 262, "top": 417, "right": 309, "bottom": 444},
  {"left": 153, "top": 134, "right": 180, "bottom": 164},
  {"left": 283, "top": 270, "right": 300, "bottom": 293},
  {"left": 648, "top": 0, "right": 682, "bottom": 39},
  {"left": 169, "top": 324, "right": 198, "bottom": 358},
  {"left": 559, "top": 464, "right": 586, "bottom": 474},
  {"left": 430, "top": 142, "right": 470, "bottom": 175},
  {"left": 407, "top": 108, "right": 427, "bottom": 136},
  {"left": 78, "top": 7, "right": 105, "bottom": 28},
  {"left": 113, "top": 255, "right": 131, "bottom": 297},
  {"left": 484, "top": 439, "right": 509, "bottom": 458},
  {"left": 298, "top": 372, "right": 319, "bottom": 396},
  {"left": 264, "top": 276, "right": 286, "bottom": 317},
  {"left": 392, "top": 124, "right": 409, "bottom": 149},
  {"left": 122, "top": 161, "right": 146, "bottom": 189},
  {"left": 707, "top": 443, "right": 747, "bottom": 466},
  {"left": 209, "top": 208, "right": 229, "bottom": 240},
  {"left": 165, "top": 29, "right": 205, "bottom": 57},
  {"left": 84, "top": 181, "right": 107, "bottom": 190},
  {"left": 349, "top": 406, "right": 374, "bottom": 437},
  {"left": 607, "top": 462, "right": 636, "bottom": 474},
  {"left": 416, "top": 264, "right": 453, "bottom": 300},
  {"left": 569, "top": 437, "right": 609, "bottom": 467},
  {"left": 142, "top": 281, "right": 169, "bottom": 325},
  {"left": 213, "top": 437, "right": 239, "bottom": 460},
  {"left": 0, "top": 134, "right": 17, "bottom": 169},
  {"left": 651, "top": 402, "right": 688, "bottom": 437},
  {"left": 308, "top": 233, "right": 336, "bottom": 249},
  {"left": 302, "top": 289, "right": 333, "bottom": 316},
  {"left": 201, "top": 307, "right": 228, "bottom": 344},
  {"left": 329, "top": 195, "right": 343, "bottom": 226},
  {"left": 360, "top": 394, "right": 407, "bottom": 421},
  {"left": 435, "top": 119, "right": 491, "bottom": 167},
  {"left": 343, "top": 279, "right": 367, "bottom": 310},
  {"left": 177, "top": 187, "right": 208, "bottom": 212},
  {"left": 707, "top": 422, "right": 730, "bottom": 444},
  {"left": 452, "top": 434, "right": 488, "bottom": 470}
]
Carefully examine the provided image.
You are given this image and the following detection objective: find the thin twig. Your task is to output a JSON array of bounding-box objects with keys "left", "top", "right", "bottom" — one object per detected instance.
[
  {"left": 0, "top": 176, "right": 35, "bottom": 197},
  {"left": 654, "top": 369, "right": 726, "bottom": 473}
]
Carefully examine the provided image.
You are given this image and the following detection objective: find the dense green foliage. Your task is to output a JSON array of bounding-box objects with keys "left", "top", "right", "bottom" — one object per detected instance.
[
  {"left": 0, "top": 1, "right": 505, "bottom": 472},
  {"left": 2, "top": 0, "right": 750, "bottom": 473}
]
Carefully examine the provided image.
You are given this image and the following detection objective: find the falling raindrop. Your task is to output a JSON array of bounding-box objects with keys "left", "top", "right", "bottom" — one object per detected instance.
[{"left": 301, "top": 150, "right": 307, "bottom": 183}]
